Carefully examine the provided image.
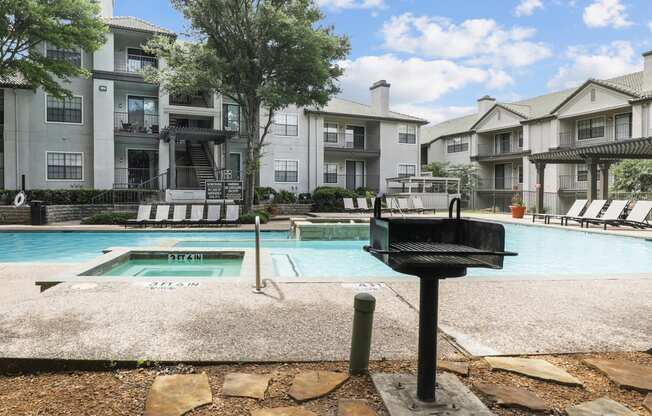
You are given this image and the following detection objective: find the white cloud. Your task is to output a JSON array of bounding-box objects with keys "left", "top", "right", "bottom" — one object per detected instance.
[
  {"left": 648, "top": 21, "right": 652, "bottom": 31},
  {"left": 486, "top": 69, "right": 515, "bottom": 89},
  {"left": 317, "top": 0, "right": 384, "bottom": 10},
  {"left": 338, "top": 54, "right": 489, "bottom": 105},
  {"left": 381, "top": 14, "right": 551, "bottom": 67},
  {"left": 547, "top": 41, "right": 642, "bottom": 89},
  {"left": 393, "top": 104, "right": 476, "bottom": 126},
  {"left": 514, "top": 0, "right": 543, "bottom": 16},
  {"left": 583, "top": 0, "right": 632, "bottom": 28}
]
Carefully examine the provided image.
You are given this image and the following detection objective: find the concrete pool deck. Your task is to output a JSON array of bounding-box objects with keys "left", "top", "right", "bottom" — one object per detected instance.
[{"left": 0, "top": 263, "right": 650, "bottom": 363}]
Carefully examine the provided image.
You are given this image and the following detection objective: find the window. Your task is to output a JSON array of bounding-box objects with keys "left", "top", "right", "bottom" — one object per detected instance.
[
  {"left": 577, "top": 117, "right": 605, "bottom": 140},
  {"left": 447, "top": 137, "right": 468, "bottom": 153},
  {"left": 397, "top": 164, "right": 416, "bottom": 178},
  {"left": 46, "top": 152, "right": 82, "bottom": 180},
  {"left": 517, "top": 131, "right": 524, "bottom": 148},
  {"left": 345, "top": 126, "right": 365, "bottom": 149},
  {"left": 615, "top": 113, "right": 632, "bottom": 140},
  {"left": 494, "top": 132, "right": 512, "bottom": 154},
  {"left": 46, "top": 44, "right": 82, "bottom": 67},
  {"left": 273, "top": 113, "right": 298, "bottom": 136},
  {"left": 576, "top": 164, "right": 588, "bottom": 182},
  {"left": 518, "top": 165, "right": 523, "bottom": 184},
  {"left": 398, "top": 125, "right": 416, "bottom": 144},
  {"left": 46, "top": 95, "right": 82, "bottom": 124},
  {"left": 324, "top": 122, "right": 338, "bottom": 143},
  {"left": 324, "top": 163, "right": 338, "bottom": 183},
  {"left": 274, "top": 160, "right": 298, "bottom": 183},
  {"left": 223, "top": 104, "right": 240, "bottom": 132},
  {"left": 127, "top": 48, "right": 157, "bottom": 73}
]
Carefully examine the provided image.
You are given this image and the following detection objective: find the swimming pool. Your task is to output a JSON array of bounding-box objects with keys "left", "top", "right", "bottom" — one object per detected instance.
[{"left": 0, "top": 225, "right": 650, "bottom": 277}]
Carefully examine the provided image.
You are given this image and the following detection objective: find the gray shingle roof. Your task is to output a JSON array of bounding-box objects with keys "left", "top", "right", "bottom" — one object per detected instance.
[
  {"left": 0, "top": 73, "right": 30, "bottom": 88},
  {"left": 105, "top": 16, "right": 175, "bottom": 36},
  {"left": 306, "top": 97, "right": 429, "bottom": 124},
  {"left": 423, "top": 70, "right": 647, "bottom": 144}
]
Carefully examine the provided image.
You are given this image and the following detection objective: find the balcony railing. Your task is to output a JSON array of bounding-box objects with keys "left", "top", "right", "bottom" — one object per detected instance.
[
  {"left": 475, "top": 176, "right": 523, "bottom": 191},
  {"left": 558, "top": 174, "right": 601, "bottom": 191},
  {"left": 169, "top": 93, "right": 214, "bottom": 108},
  {"left": 322, "top": 174, "right": 379, "bottom": 191},
  {"left": 114, "top": 55, "right": 158, "bottom": 74},
  {"left": 324, "top": 134, "right": 380, "bottom": 153},
  {"left": 114, "top": 168, "right": 165, "bottom": 190},
  {"left": 114, "top": 112, "right": 159, "bottom": 135},
  {"left": 558, "top": 124, "right": 631, "bottom": 148},
  {"left": 476, "top": 143, "right": 524, "bottom": 158}
]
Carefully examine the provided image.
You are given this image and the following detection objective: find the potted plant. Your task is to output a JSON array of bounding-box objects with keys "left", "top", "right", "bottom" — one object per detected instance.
[{"left": 510, "top": 193, "right": 526, "bottom": 219}]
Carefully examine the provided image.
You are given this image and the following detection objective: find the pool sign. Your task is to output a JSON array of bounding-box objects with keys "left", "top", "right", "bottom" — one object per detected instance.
[
  {"left": 206, "top": 180, "right": 243, "bottom": 201},
  {"left": 168, "top": 253, "right": 204, "bottom": 263}
]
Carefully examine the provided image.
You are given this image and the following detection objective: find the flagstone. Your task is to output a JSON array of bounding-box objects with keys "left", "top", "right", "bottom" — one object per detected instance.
[
  {"left": 251, "top": 406, "right": 317, "bottom": 416},
  {"left": 438, "top": 360, "right": 469, "bottom": 377},
  {"left": 337, "top": 399, "right": 377, "bottom": 416},
  {"left": 566, "top": 397, "right": 637, "bottom": 416},
  {"left": 144, "top": 373, "right": 212, "bottom": 416},
  {"left": 583, "top": 358, "right": 652, "bottom": 392},
  {"left": 223, "top": 373, "right": 271, "bottom": 400},
  {"left": 474, "top": 382, "right": 549, "bottom": 412},
  {"left": 485, "top": 357, "right": 583, "bottom": 386},
  {"left": 288, "top": 371, "right": 349, "bottom": 402}
]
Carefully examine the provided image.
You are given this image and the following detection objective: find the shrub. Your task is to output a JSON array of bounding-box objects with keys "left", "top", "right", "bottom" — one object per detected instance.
[
  {"left": 297, "top": 193, "right": 312, "bottom": 202},
  {"left": 81, "top": 212, "right": 135, "bottom": 225},
  {"left": 312, "top": 186, "right": 356, "bottom": 212},
  {"left": 254, "top": 187, "right": 277, "bottom": 204},
  {"left": 239, "top": 211, "right": 270, "bottom": 224},
  {"left": 0, "top": 189, "right": 158, "bottom": 205},
  {"left": 274, "top": 190, "right": 297, "bottom": 204}
]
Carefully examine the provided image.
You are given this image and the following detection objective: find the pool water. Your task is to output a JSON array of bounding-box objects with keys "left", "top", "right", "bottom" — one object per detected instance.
[
  {"left": 0, "top": 225, "right": 650, "bottom": 278},
  {"left": 103, "top": 258, "right": 242, "bottom": 278}
]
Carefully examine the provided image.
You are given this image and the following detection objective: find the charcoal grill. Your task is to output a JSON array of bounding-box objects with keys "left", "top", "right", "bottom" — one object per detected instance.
[{"left": 365, "top": 197, "right": 516, "bottom": 402}]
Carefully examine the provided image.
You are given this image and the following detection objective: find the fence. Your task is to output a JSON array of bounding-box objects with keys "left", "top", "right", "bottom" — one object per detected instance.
[
  {"left": 114, "top": 112, "right": 159, "bottom": 135},
  {"left": 322, "top": 174, "right": 380, "bottom": 192},
  {"left": 470, "top": 190, "right": 561, "bottom": 214}
]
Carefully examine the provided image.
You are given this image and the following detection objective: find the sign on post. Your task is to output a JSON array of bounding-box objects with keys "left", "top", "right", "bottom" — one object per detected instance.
[{"left": 206, "top": 180, "right": 243, "bottom": 201}]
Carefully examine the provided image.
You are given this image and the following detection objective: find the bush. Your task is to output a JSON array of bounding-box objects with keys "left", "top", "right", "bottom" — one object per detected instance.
[
  {"left": 0, "top": 189, "right": 158, "bottom": 205},
  {"left": 312, "top": 186, "right": 356, "bottom": 212},
  {"left": 81, "top": 212, "right": 135, "bottom": 225},
  {"left": 297, "top": 193, "right": 312, "bottom": 202},
  {"left": 274, "top": 190, "right": 297, "bottom": 204},
  {"left": 239, "top": 210, "right": 270, "bottom": 224},
  {"left": 254, "top": 187, "right": 277, "bottom": 204}
]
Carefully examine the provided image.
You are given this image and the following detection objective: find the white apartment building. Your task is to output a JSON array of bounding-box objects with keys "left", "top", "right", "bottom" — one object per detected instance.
[
  {"left": 422, "top": 51, "right": 652, "bottom": 214},
  {"left": 0, "top": 0, "right": 426, "bottom": 196}
]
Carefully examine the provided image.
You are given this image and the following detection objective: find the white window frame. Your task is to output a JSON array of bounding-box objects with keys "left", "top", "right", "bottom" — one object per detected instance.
[
  {"left": 44, "top": 94, "right": 84, "bottom": 125},
  {"left": 272, "top": 112, "right": 299, "bottom": 137},
  {"left": 446, "top": 136, "right": 469, "bottom": 153},
  {"left": 398, "top": 124, "right": 417, "bottom": 145},
  {"left": 613, "top": 112, "right": 632, "bottom": 140},
  {"left": 44, "top": 42, "right": 83, "bottom": 68},
  {"left": 45, "top": 151, "right": 84, "bottom": 181},
  {"left": 323, "top": 163, "right": 338, "bottom": 184},
  {"left": 274, "top": 159, "right": 299, "bottom": 183},
  {"left": 397, "top": 163, "right": 417, "bottom": 177},
  {"left": 576, "top": 116, "right": 606, "bottom": 141},
  {"left": 323, "top": 121, "right": 339, "bottom": 144}
]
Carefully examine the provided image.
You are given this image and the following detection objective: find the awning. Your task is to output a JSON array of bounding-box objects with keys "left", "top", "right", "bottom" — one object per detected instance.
[
  {"left": 160, "top": 127, "right": 237, "bottom": 143},
  {"left": 528, "top": 136, "right": 652, "bottom": 164}
]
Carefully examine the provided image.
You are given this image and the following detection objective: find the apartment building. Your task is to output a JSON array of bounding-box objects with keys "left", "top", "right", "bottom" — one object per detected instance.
[
  {"left": 0, "top": 0, "right": 426, "bottom": 196},
  {"left": 422, "top": 51, "right": 652, "bottom": 214}
]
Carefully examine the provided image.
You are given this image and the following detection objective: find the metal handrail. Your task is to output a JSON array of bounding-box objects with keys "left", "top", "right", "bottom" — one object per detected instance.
[{"left": 252, "top": 215, "right": 264, "bottom": 293}]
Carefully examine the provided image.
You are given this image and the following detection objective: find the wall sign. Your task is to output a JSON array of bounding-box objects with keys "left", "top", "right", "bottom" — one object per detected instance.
[{"left": 206, "top": 180, "right": 243, "bottom": 201}]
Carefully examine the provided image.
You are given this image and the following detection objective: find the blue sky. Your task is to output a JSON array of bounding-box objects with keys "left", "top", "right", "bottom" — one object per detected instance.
[{"left": 116, "top": 0, "right": 652, "bottom": 124}]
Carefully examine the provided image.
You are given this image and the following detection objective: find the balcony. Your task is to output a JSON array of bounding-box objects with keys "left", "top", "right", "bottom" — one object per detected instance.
[
  {"left": 322, "top": 174, "right": 380, "bottom": 191},
  {"left": 558, "top": 174, "right": 600, "bottom": 191},
  {"left": 472, "top": 143, "right": 528, "bottom": 161},
  {"left": 475, "top": 176, "right": 523, "bottom": 192},
  {"left": 323, "top": 134, "right": 380, "bottom": 157},
  {"left": 114, "top": 112, "right": 160, "bottom": 136},
  {"left": 558, "top": 124, "right": 631, "bottom": 149},
  {"left": 114, "top": 54, "right": 158, "bottom": 74},
  {"left": 169, "top": 93, "right": 214, "bottom": 108}
]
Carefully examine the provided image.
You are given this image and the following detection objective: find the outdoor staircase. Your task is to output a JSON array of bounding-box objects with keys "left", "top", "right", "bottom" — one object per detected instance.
[{"left": 188, "top": 143, "right": 217, "bottom": 188}]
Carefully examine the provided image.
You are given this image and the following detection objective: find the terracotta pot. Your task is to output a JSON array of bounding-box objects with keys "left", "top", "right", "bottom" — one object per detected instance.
[{"left": 510, "top": 205, "right": 526, "bottom": 219}]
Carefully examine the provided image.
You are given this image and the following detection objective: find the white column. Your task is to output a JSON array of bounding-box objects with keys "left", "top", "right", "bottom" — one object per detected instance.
[{"left": 93, "top": 79, "right": 115, "bottom": 189}]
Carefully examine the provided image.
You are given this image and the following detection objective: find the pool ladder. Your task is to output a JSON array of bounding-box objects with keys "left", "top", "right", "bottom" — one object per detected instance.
[{"left": 252, "top": 215, "right": 265, "bottom": 293}]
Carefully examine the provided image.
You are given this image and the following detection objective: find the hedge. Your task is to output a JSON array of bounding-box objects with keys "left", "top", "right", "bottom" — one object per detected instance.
[
  {"left": 81, "top": 212, "right": 136, "bottom": 225},
  {"left": 311, "top": 186, "right": 357, "bottom": 212},
  {"left": 0, "top": 189, "right": 158, "bottom": 205},
  {"left": 239, "top": 210, "right": 270, "bottom": 224}
]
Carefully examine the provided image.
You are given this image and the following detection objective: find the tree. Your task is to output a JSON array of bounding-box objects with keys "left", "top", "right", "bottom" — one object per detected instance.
[
  {"left": 422, "top": 161, "right": 450, "bottom": 178},
  {"left": 422, "top": 161, "right": 479, "bottom": 201},
  {"left": 0, "top": 0, "right": 107, "bottom": 98},
  {"left": 612, "top": 160, "right": 652, "bottom": 195},
  {"left": 144, "top": 0, "right": 350, "bottom": 212}
]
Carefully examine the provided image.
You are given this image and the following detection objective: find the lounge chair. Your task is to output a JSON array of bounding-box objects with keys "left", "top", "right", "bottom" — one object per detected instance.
[
  {"left": 398, "top": 198, "right": 411, "bottom": 213},
  {"left": 343, "top": 198, "right": 357, "bottom": 212},
  {"left": 188, "top": 205, "right": 204, "bottom": 226},
  {"left": 153, "top": 205, "right": 170, "bottom": 226},
  {"left": 581, "top": 200, "right": 629, "bottom": 229},
  {"left": 533, "top": 199, "right": 587, "bottom": 224},
  {"left": 170, "top": 205, "right": 187, "bottom": 225},
  {"left": 356, "top": 197, "right": 371, "bottom": 212},
  {"left": 386, "top": 197, "right": 400, "bottom": 214},
  {"left": 588, "top": 200, "right": 652, "bottom": 230},
  {"left": 412, "top": 197, "right": 425, "bottom": 214},
  {"left": 561, "top": 200, "right": 607, "bottom": 226},
  {"left": 126, "top": 205, "right": 151, "bottom": 227},
  {"left": 203, "top": 204, "right": 222, "bottom": 226},
  {"left": 225, "top": 205, "right": 240, "bottom": 226}
]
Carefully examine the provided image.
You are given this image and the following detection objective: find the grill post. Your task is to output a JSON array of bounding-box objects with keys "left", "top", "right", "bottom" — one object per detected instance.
[{"left": 417, "top": 277, "right": 439, "bottom": 402}]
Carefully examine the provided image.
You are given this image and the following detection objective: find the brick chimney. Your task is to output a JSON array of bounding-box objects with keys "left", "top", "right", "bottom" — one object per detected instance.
[
  {"left": 643, "top": 51, "right": 652, "bottom": 93},
  {"left": 370, "top": 80, "right": 390, "bottom": 114}
]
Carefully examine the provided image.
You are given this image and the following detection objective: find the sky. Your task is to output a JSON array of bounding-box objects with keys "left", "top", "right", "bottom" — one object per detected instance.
[{"left": 115, "top": 0, "right": 652, "bottom": 125}]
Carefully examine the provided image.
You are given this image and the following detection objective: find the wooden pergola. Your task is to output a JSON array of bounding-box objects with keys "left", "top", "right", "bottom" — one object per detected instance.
[{"left": 528, "top": 137, "right": 652, "bottom": 213}]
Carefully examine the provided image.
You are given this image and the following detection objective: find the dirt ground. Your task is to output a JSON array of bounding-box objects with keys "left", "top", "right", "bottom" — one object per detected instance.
[{"left": 0, "top": 352, "right": 650, "bottom": 415}]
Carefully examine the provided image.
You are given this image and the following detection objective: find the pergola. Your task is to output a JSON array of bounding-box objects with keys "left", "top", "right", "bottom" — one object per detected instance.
[
  {"left": 528, "top": 137, "right": 652, "bottom": 213},
  {"left": 160, "top": 127, "right": 237, "bottom": 189}
]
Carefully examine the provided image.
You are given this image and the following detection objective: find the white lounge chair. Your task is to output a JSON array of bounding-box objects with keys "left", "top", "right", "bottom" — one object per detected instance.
[
  {"left": 153, "top": 205, "right": 170, "bottom": 226},
  {"left": 126, "top": 205, "right": 152, "bottom": 227},
  {"left": 171, "top": 205, "right": 187, "bottom": 224},
  {"left": 533, "top": 199, "right": 587, "bottom": 224},
  {"left": 189, "top": 205, "right": 204, "bottom": 225},
  {"left": 343, "top": 198, "right": 357, "bottom": 212},
  {"left": 561, "top": 200, "right": 607, "bottom": 226},
  {"left": 589, "top": 200, "right": 652, "bottom": 230},
  {"left": 386, "top": 197, "right": 400, "bottom": 214},
  {"left": 225, "top": 205, "right": 240, "bottom": 226},
  {"left": 398, "top": 198, "right": 411, "bottom": 212},
  {"left": 581, "top": 200, "right": 629, "bottom": 228},
  {"left": 412, "top": 197, "right": 425, "bottom": 214},
  {"left": 203, "top": 205, "right": 222, "bottom": 226},
  {"left": 356, "top": 197, "right": 371, "bottom": 212}
]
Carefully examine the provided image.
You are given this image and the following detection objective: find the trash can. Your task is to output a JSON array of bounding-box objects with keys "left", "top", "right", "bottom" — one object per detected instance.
[{"left": 30, "top": 200, "right": 47, "bottom": 225}]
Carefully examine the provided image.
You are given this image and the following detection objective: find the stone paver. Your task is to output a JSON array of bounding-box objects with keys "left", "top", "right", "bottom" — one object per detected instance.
[
  {"left": 474, "top": 382, "right": 549, "bottom": 412},
  {"left": 485, "top": 357, "right": 583, "bottom": 386},
  {"left": 222, "top": 373, "right": 271, "bottom": 400},
  {"left": 337, "top": 399, "right": 377, "bottom": 416},
  {"left": 438, "top": 360, "right": 469, "bottom": 377},
  {"left": 566, "top": 397, "right": 638, "bottom": 416},
  {"left": 643, "top": 393, "right": 652, "bottom": 412},
  {"left": 144, "top": 373, "right": 212, "bottom": 416},
  {"left": 288, "top": 371, "right": 349, "bottom": 402},
  {"left": 583, "top": 358, "right": 652, "bottom": 392},
  {"left": 251, "top": 407, "right": 316, "bottom": 416}
]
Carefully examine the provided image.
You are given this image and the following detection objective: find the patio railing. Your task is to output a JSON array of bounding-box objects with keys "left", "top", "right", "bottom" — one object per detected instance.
[{"left": 114, "top": 112, "right": 159, "bottom": 135}]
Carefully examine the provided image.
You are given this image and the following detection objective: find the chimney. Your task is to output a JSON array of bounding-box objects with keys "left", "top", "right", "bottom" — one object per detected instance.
[
  {"left": 644, "top": 51, "right": 652, "bottom": 93},
  {"left": 370, "top": 80, "right": 390, "bottom": 114},
  {"left": 477, "top": 95, "right": 496, "bottom": 116}
]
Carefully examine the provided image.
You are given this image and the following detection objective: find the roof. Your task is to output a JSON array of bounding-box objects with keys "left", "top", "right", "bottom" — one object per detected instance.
[
  {"left": 104, "top": 16, "right": 175, "bottom": 36},
  {"left": 305, "top": 97, "right": 429, "bottom": 125},
  {"left": 0, "top": 73, "right": 30, "bottom": 89},
  {"left": 423, "top": 70, "right": 647, "bottom": 145}
]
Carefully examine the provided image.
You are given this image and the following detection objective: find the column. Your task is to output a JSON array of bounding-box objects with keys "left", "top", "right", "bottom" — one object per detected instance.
[
  {"left": 168, "top": 136, "right": 176, "bottom": 189},
  {"left": 586, "top": 158, "right": 598, "bottom": 201},
  {"left": 599, "top": 162, "right": 610, "bottom": 200},
  {"left": 535, "top": 162, "right": 546, "bottom": 214}
]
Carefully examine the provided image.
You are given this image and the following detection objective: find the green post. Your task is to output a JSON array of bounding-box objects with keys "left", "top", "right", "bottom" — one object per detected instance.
[{"left": 349, "top": 293, "right": 376, "bottom": 375}]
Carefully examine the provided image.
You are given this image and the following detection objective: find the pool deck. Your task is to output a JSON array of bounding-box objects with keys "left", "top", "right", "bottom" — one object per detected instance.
[{"left": 0, "top": 262, "right": 650, "bottom": 363}]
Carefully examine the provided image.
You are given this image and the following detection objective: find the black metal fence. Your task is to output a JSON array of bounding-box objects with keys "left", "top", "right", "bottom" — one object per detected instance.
[
  {"left": 114, "top": 112, "right": 159, "bottom": 135},
  {"left": 322, "top": 174, "right": 380, "bottom": 191},
  {"left": 114, "top": 55, "right": 158, "bottom": 74}
]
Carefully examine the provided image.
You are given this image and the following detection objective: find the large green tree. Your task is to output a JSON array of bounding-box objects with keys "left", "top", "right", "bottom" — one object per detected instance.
[
  {"left": 612, "top": 160, "right": 652, "bottom": 195},
  {"left": 145, "top": 0, "right": 349, "bottom": 212},
  {"left": 0, "top": 0, "right": 107, "bottom": 98}
]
